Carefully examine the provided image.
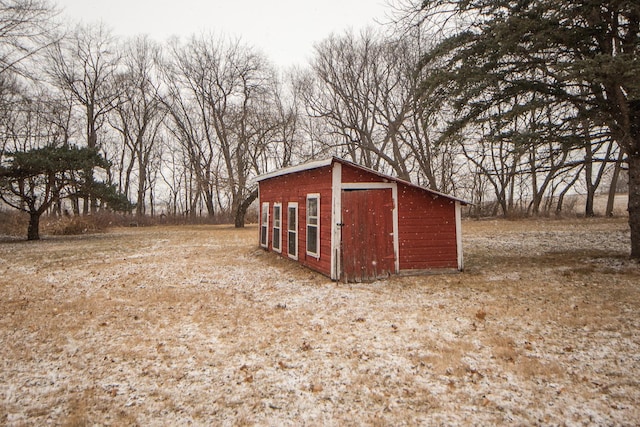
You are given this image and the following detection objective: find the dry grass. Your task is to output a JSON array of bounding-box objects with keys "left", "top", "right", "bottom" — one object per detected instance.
[{"left": 1, "top": 218, "right": 639, "bottom": 425}]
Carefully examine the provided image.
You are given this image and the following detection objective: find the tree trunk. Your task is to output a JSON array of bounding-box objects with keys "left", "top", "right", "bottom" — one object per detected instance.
[
  {"left": 136, "top": 168, "right": 146, "bottom": 218},
  {"left": 556, "top": 166, "right": 583, "bottom": 216},
  {"left": 204, "top": 189, "right": 215, "bottom": 218},
  {"left": 52, "top": 186, "right": 62, "bottom": 217},
  {"left": 606, "top": 149, "right": 624, "bottom": 217},
  {"left": 585, "top": 188, "right": 596, "bottom": 217},
  {"left": 583, "top": 126, "right": 597, "bottom": 217},
  {"left": 71, "top": 194, "right": 80, "bottom": 216},
  {"left": 628, "top": 100, "right": 640, "bottom": 259},
  {"left": 234, "top": 188, "right": 258, "bottom": 228},
  {"left": 629, "top": 151, "right": 640, "bottom": 258},
  {"left": 556, "top": 192, "right": 567, "bottom": 216},
  {"left": 27, "top": 212, "right": 40, "bottom": 241}
]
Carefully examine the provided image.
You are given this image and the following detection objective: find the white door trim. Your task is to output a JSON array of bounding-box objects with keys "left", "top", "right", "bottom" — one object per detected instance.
[{"left": 330, "top": 162, "right": 342, "bottom": 280}]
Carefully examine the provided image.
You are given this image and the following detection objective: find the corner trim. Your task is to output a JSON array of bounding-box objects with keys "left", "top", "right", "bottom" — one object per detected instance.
[{"left": 455, "top": 201, "right": 464, "bottom": 271}]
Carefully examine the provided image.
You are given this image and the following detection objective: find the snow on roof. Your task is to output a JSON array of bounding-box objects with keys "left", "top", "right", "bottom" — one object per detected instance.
[{"left": 257, "top": 157, "right": 469, "bottom": 205}]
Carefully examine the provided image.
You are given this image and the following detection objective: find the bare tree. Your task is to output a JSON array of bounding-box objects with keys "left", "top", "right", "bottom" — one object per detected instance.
[
  {"left": 580, "top": 124, "right": 617, "bottom": 217},
  {"left": 397, "top": 29, "right": 462, "bottom": 191},
  {"left": 304, "top": 28, "right": 461, "bottom": 190},
  {"left": 0, "top": 0, "right": 58, "bottom": 77},
  {"left": 46, "top": 23, "right": 120, "bottom": 214},
  {"left": 160, "top": 40, "right": 217, "bottom": 219},
  {"left": 304, "top": 29, "right": 412, "bottom": 179},
  {"left": 111, "top": 35, "right": 164, "bottom": 217},
  {"left": 0, "top": 0, "right": 59, "bottom": 157},
  {"left": 460, "top": 130, "right": 524, "bottom": 216},
  {"left": 161, "top": 35, "right": 278, "bottom": 226},
  {"left": 255, "top": 72, "right": 302, "bottom": 171}
]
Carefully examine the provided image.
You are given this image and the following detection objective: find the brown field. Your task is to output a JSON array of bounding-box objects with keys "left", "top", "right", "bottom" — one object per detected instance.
[{"left": 1, "top": 217, "right": 639, "bottom": 425}]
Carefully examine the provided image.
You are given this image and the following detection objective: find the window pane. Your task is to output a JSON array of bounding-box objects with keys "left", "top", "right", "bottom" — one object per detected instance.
[
  {"left": 307, "top": 198, "right": 317, "bottom": 217},
  {"left": 288, "top": 208, "right": 296, "bottom": 230},
  {"left": 261, "top": 203, "right": 268, "bottom": 225},
  {"left": 288, "top": 231, "right": 296, "bottom": 256},
  {"left": 274, "top": 206, "right": 281, "bottom": 227},
  {"left": 307, "top": 225, "right": 317, "bottom": 254},
  {"left": 273, "top": 231, "right": 280, "bottom": 249},
  {"left": 260, "top": 226, "right": 267, "bottom": 245}
]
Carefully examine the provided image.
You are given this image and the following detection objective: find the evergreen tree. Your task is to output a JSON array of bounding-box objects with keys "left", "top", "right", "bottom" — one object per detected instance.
[
  {"left": 413, "top": 0, "right": 640, "bottom": 257},
  {"left": 0, "top": 145, "right": 131, "bottom": 240}
]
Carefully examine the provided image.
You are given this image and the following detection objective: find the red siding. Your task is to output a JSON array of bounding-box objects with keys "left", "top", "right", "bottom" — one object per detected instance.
[
  {"left": 341, "top": 164, "right": 390, "bottom": 183},
  {"left": 259, "top": 165, "right": 333, "bottom": 277},
  {"left": 259, "top": 159, "right": 461, "bottom": 280},
  {"left": 397, "top": 183, "right": 458, "bottom": 270}
]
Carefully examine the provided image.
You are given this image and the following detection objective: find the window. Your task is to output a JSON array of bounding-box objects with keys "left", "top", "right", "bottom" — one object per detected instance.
[
  {"left": 287, "top": 202, "right": 298, "bottom": 260},
  {"left": 272, "top": 203, "right": 282, "bottom": 253},
  {"left": 306, "top": 194, "right": 320, "bottom": 257},
  {"left": 260, "top": 202, "right": 269, "bottom": 248}
]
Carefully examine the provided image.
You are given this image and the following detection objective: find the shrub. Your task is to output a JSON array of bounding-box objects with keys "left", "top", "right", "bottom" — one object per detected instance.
[
  {"left": 0, "top": 210, "right": 28, "bottom": 237},
  {"left": 44, "top": 216, "right": 104, "bottom": 236}
]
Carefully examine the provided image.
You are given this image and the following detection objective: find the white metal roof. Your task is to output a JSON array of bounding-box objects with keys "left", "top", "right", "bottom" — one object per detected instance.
[
  {"left": 256, "top": 157, "right": 469, "bottom": 205},
  {"left": 255, "top": 158, "right": 333, "bottom": 182}
]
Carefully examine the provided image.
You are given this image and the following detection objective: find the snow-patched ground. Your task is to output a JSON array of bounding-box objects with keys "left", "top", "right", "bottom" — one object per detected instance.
[{"left": 0, "top": 218, "right": 638, "bottom": 425}]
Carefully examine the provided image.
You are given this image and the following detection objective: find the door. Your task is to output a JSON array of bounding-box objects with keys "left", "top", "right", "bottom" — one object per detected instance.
[{"left": 341, "top": 189, "right": 395, "bottom": 282}]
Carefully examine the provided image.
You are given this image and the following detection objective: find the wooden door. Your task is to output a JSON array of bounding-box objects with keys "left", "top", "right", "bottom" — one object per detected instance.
[{"left": 341, "top": 189, "right": 395, "bottom": 282}]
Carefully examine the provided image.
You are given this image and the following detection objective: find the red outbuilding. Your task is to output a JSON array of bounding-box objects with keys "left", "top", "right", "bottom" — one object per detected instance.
[{"left": 256, "top": 157, "right": 467, "bottom": 282}]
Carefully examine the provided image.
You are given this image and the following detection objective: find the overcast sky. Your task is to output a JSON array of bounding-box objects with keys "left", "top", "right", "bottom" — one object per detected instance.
[{"left": 55, "top": 0, "right": 392, "bottom": 68}]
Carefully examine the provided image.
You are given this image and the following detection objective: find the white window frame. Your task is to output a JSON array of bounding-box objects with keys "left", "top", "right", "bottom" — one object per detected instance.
[
  {"left": 260, "top": 202, "right": 269, "bottom": 248},
  {"left": 306, "top": 193, "right": 320, "bottom": 258},
  {"left": 287, "top": 202, "right": 298, "bottom": 260},
  {"left": 272, "top": 203, "right": 282, "bottom": 253}
]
